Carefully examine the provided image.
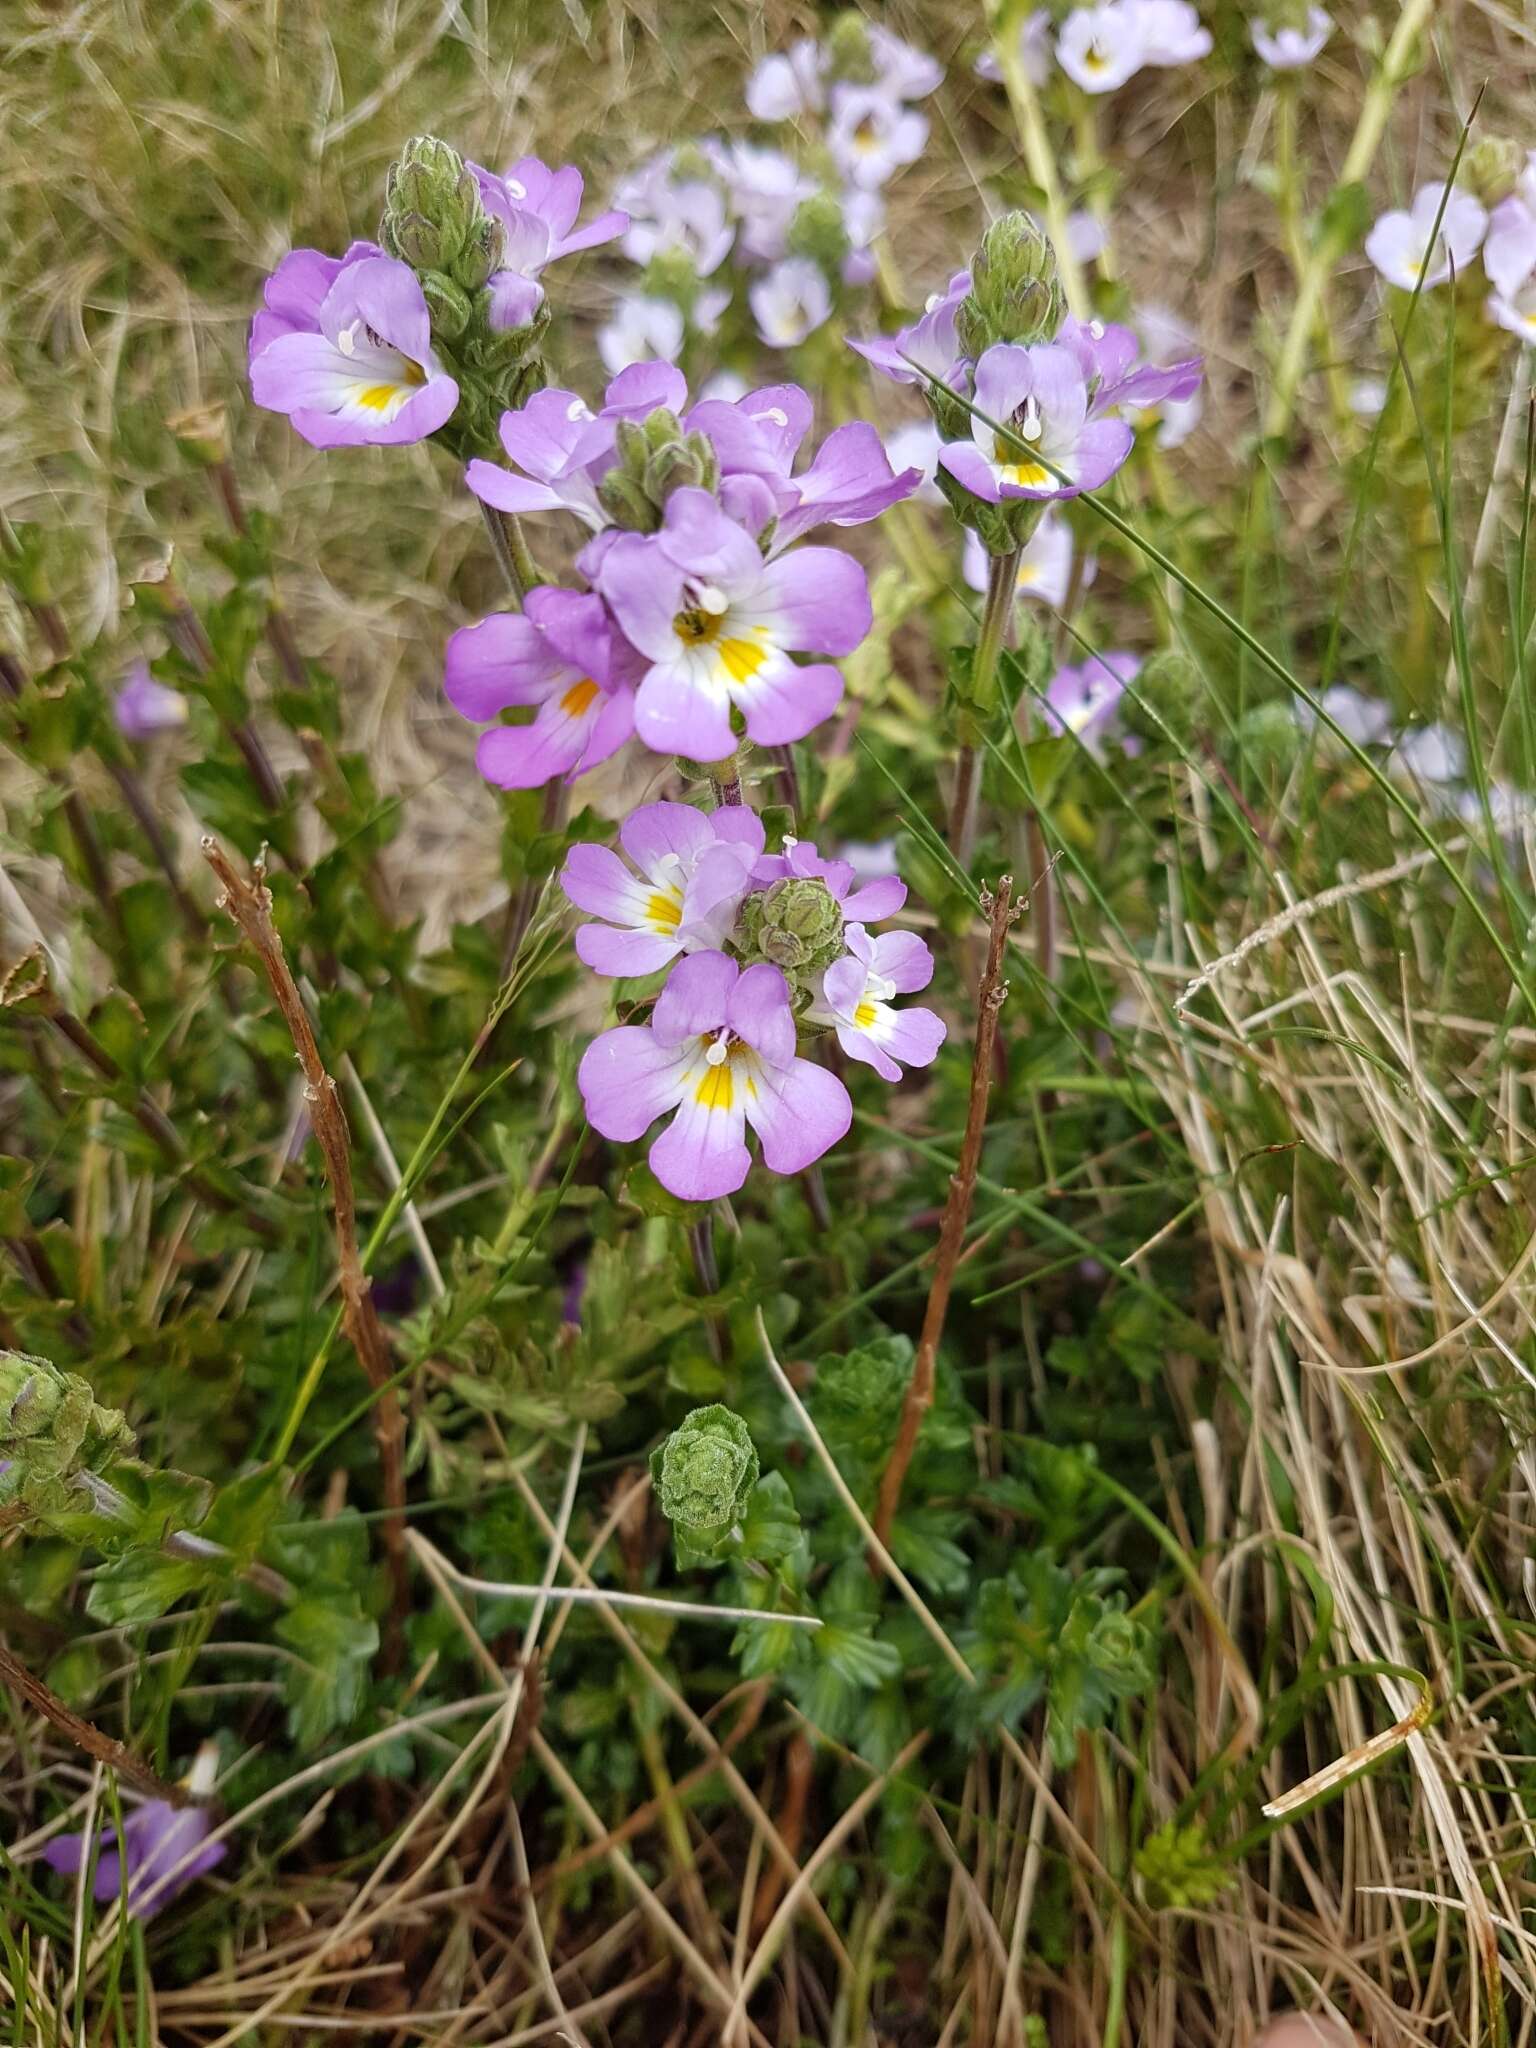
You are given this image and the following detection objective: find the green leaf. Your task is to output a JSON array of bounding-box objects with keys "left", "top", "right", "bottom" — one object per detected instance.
[
  {"left": 84, "top": 1550, "right": 211, "bottom": 1625},
  {"left": 736, "top": 1473, "right": 802, "bottom": 1565},
  {"left": 276, "top": 1595, "right": 379, "bottom": 1746}
]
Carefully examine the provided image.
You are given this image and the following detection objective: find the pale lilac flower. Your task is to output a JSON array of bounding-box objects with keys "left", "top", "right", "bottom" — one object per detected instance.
[
  {"left": 471, "top": 156, "right": 627, "bottom": 329},
  {"left": 1365, "top": 184, "right": 1488, "bottom": 291},
  {"left": 750, "top": 836, "right": 909, "bottom": 923},
  {"left": 806, "top": 924, "right": 945, "bottom": 1081},
  {"left": 840, "top": 189, "right": 886, "bottom": 286},
  {"left": 940, "top": 343, "right": 1134, "bottom": 502},
  {"left": 249, "top": 241, "right": 381, "bottom": 354},
  {"left": 1131, "top": 304, "right": 1205, "bottom": 446},
  {"left": 1057, "top": 314, "right": 1204, "bottom": 418},
  {"left": 593, "top": 488, "right": 868, "bottom": 760},
  {"left": 1393, "top": 722, "right": 1465, "bottom": 786},
  {"left": 749, "top": 258, "right": 833, "bottom": 348},
  {"left": 1349, "top": 376, "right": 1389, "bottom": 417},
  {"left": 707, "top": 141, "right": 814, "bottom": 264},
  {"left": 578, "top": 951, "right": 852, "bottom": 1201},
  {"left": 1067, "top": 210, "right": 1110, "bottom": 266},
  {"left": 43, "top": 1746, "right": 224, "bottom": 1920},
  {"left": 598, "top": 294, "right": 687, "bottom": 375},
  {"left": 1307, "top": 685, "right": 1394, "bottom": 747},
  {"left": 746, "top": 38, "right": 826, "bottom": 120},
  {"left": 849, "top": 269, "right": 970, "bottom": 385},
  {"left": 868, "top": 25, "right": 944, "bottom": 101},
  {"left": 963, "top": 513, "right": 1081, "bottom": 609},
  {"left": 561, "top": 802, "right": 766, "bottom": 975},
  {"left": 619, "top": 164, "right": 735, "bottom": 276},
  {"left": 884, "top": 419, "right": 944, "bottom": 503},
  {"left": 1487, "top": 274, "right": 1536, "bottom": 344},
  {"left": 827, "top": 85, "right": 929, "bottom": 192},
  {"left": 1130, "top": 0, "right": 1212, "bottom": 65},
  {"left": 976, "top": 11, "right": 1053, "bottom": 85},
  {"left": 249, "top": 255, "right": 458, "bottom": 448},
  {"left": 1484, "top": 190, "right": 1536, "bottom": 300},
  {"left": 466, "top": 387, "right": 612, "bottom": 527},
  {"left": 1042, "top": 651, "right": 1140, "bottom": 746},
  {"left": 445, "top": 586, "right": 638, "bottom": 789},
  {"left": 1057, "top": 5, "right": 1149, "bottom": 92},
  {"left": 1250, "top": 7, "right": 1331, "bottom": 68},
  {"left": 115, "top": 662, "right": 188, "bottom": 741}
]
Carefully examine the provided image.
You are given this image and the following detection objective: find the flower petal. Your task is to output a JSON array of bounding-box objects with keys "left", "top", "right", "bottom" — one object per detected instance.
[
  {"left": 653, "top": 949, "right": 737, "bottom": 1046},
  {"left": 743, "top": 1056, "right": 852, "bottom": 1173},
  {"left": 579, "top": 1026, "right": 693, "bottom": 1141}
]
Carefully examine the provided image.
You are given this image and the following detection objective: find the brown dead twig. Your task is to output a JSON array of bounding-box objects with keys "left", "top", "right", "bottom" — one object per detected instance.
[
  {"left": 202, "top": 836, "right": 409, "bottom": 1663},
  {"left": 0, "top": 1639, "right": 188, "bottom": 1806},
  {"left": 872, "top": 877, "right": 1018, "bottom": 1552}
]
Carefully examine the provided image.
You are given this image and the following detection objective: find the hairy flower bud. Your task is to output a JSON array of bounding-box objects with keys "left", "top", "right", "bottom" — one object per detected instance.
[
  {"left": 650, "top": 1404, "right": 759, "bottom": 1545},
  {"left": 421, "top": 272, "right": 475, "bottom": 340},
  {"left": 957, "top": 211, "right": 1065, "bottom": 356},
  {"left": 1126, "top": 649, "right": 1200, "bottom": 744},
  {"left": 166, "top": 401, "right": 230, "bottom": 469},
  {"left": 786, "top": 192, "right": 851, "bottom": 278},
  {"left": 381, "top": 135, "right": 501, "bottom": 288},
  {"left": 0, "top": 1351, "right": 135, "bottom": 1517},
  {"left": 1235, "top": 701, "right": 1299, "bottom": 774},
  {"left": 603, "top": 409, "right": 720, "bottom": 530},
  {"left": 825, "top": 9, "right": 876, "bottom": 83},
  {"left": 1464, "top": 134, "right": 1526, "bottom": 206},
  {"left": 597, "top": 470, "right": 663, "bottom": 532},
  {"left": 737, "top": 876, "right": 846, "bottom": 981}
]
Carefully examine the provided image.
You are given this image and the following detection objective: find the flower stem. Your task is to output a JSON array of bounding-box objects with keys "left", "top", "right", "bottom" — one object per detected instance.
[
  {"left": 478, "top": 498, "right": 540, "bottom": 606},
  {"left": 0, "top": 1640, "right": 190, "bottom": 1806},
  {"left": 688, "top": 1210, "right": 730, "bottom": 1365},
  {"left": 951, "top": 546, "right": 1020, "bottom": 871},
  {"left": 1262, "top": 0, "right": 1435, "bottom": 440}
]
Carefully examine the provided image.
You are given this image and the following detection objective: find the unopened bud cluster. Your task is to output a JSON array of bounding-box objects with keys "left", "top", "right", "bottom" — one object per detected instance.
[
  {"left": 0, "top": 1350, "right": 135, "bottom": 1516},
  {"left": 599, "top": 408, "right": 723, "bottom": 531},
  {"left": 737, "top": 875, "right": 846, "bottom": 995}
]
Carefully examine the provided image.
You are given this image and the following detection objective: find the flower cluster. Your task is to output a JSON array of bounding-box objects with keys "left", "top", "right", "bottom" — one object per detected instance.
[
  {"left": 601, "top": 14, "right": 938, "bottom": 370},
  {"left": 979, "top": 2, "right": 1210, "bottom": 97},
  {"left": 853, "top": 214, "right": 1201, "bottom": 554},
  {"left": 249, "top": 137, "right": 624, "bottom": 454},
  {"left": 447, "top": 362, "right": 917, "bottom": 782},
  {"left": 565, "top": 807, "right": 945, "bottom": 1200}
]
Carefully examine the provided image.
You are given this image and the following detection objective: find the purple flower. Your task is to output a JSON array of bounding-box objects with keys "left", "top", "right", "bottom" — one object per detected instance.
[
  {"left": 561, "top": 801, "right": 765, "bottom": 975},
  {"left": 617, "top": 158, "right": 735, "bottom": 276},
  {"left": 466, "top": 381, "right": 638, "bottom": 529},
  {"left": 471, "top": 156, "right": 627, "bottom": 330},
  {"left": 1056, "top": 314, "right": 1204, "bottom": 417},
  {"left": 806, "top": 924, "right": 946, "bottom": 1081},
  {"left": 1042, "top": 651, "right": 1140, "bottom": 747},
  {"left": 578, "top": 951, "right": 852, "bottom": 1201},
  {"left": 593, "top": 489, "right": 868, "bottom": 760},
  {"left": 750, "top": 836, "right": 909, "bottom": 924},
  {"left": 43, "top": 1748, "right": 224, "bottom": 1920},
  {"left": 706, "top": 140, "right": 814, "bottom": 264},
  {"left": 963, "top": 512, "right": 1081, "bottom": 609},
  {"left": 249, "top": 241, "right": 382, "bottom": 354},
  {"left": 849, "top": 269, "right": 971, "bottom": 386},
  {"left": 1130, "top": 0, "right": 1212, "bottom": 65},
  {"left": 114, "top": 662, "right": 188, "bottom": 741},
  {"left": 249, "top": 254, "right": 458, "bottom": 448},
  {"left": 749, "top": 258, "right": 833, "bottom": 348},
  {"left": 867, "top": 25, "right": 944, "bottom": 100},
  {"left": 746, "top": 38, "right": 827, "bottom": 120},
  {"left": 1250, "top": 7, "right": 1331, "bottom": 67},
  {"left": 976, "top": 11, "right": 1053, "bottom": 85},
  {"left": 1365, "top": 184, "right": 1488, "bottom": 291},
  {"left": 444, "top": 585, "right": 637, "bottom": 788},
  {"left": 1057, "top": 5, "right": 1149, "bottom": 92},
  {"left": 827, "top": 85, "right": 929, "bottom": 192},
  {"left": 840, "top": 189, "right": 886, "bottom": 285},
  {"left": 940, "top": 343, "right": 1134, "bottom": 502},
  {"left": 1485, "top": 188, "right": 1536, "bottom": 300},
  {"left": 884, "top": 419, "right": 944, "bottom": 503}
]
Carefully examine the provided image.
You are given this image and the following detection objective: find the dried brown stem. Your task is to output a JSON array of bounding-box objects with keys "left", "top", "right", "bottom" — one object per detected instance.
[
  {"left": 871, "top": 877, "right": 1016, "bottom": 1551},
  {"left": 202, "top": 836, "right": 409, "bottom": 1664},
  {"left": 0, "top": 1638, "right": 188, "bottom": 1805}
]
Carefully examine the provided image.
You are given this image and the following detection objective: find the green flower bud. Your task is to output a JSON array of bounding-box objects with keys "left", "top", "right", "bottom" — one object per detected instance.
[
  {"left": 737, "top": 875, "right": 845, "bottom": 982},
  {"left": 381, "top": 135, "right": 494, "bottom": 281},
  {"left": 421, "top": 272, "right": 475, "bottom": 341},
  {"left": 1235, "top": 700, "right": 1300, "bottom": 775},
  {"left": 958, "top": 210, "right": 1065, "bottom": 355},
  {"left": 650, "top": 1404, "right": 759, "bottom": 1544},
  {"left": 605, "top": 409, "right": 721, "bottom": 527},
  {"left": 646, "top": 249, "right": 701, "bottom": 309},
  {"left": 786, "top": 193, "right": 851, "bottom": 278},
  {"left": 457, "top": 215, "right": 505, "bottom": 294},
  {"left": 671, "top": 142, "right": 716, "bottom": 185},
  {"left": 1135, "top": 1819, "right": 1234, "bottom": 1912},
  {"left": 1464, "top": 135, "right": 1526, "bottom": 206},
  {"left": 597, "top": 470, "right": 663, "bottom": 533},
  {"left": 0, "top": 1351, "right": 135, "bottom": 1517},
  {"left": 1126, "top": 649, "right": 1201, "bottom": 744},
  {"left": 825, "top": 9, "right": 876, "bottom": 83},
  {"left": 645, "top": 441, "right": 706, "bottom": 500}
]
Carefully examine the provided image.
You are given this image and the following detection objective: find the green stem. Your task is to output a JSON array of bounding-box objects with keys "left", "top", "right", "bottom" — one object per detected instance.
[
  {"left": 990, "top": 5, "right": 1089, "bottom": 320},
  {"left": 1262, "top": 0, "right": 1436, "bottom": 439},
  {"left": 952, "top": 546, "right": 1020, "bottom": 869},
  {"left": 478, "top": 498, "right": 540, "bottom": 605}
]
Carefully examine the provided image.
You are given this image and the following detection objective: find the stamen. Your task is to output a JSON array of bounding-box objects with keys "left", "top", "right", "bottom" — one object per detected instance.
[
  {"left": 1089, "top": 319, "right": 1106, "bottom": 340},
  {"left": 704, "top": 1029, "right": 731, "bottom": 1067},
  {"left": 566, "top": 397, "right": 593, "bottom": 422},
  {"left": 505, "top": 177, "right": 527, "bottom": 199},
  {"left": 867, "top": 973, "right": 898, "bottom": 1003},
  {"left": 696, "top": 583, "right": 729, "bottom": 616},
  {"left": 753, "top": 406, "right": 789, "bottom": 428},
  {"left": 337, "top": 322, "right": 360, "bottom": 359},
  {"left": 1020, "top": 395, "right": 1043, "bottom": 443}
]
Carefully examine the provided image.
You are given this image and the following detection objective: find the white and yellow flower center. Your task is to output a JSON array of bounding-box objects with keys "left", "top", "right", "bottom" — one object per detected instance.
[
  {"left": 672, "top": 587, "right": 772, "bottom": 690},
  {"left": 559, "top": 677, "right": 601, "bottom": 719},
  {"left": 692, "top": 1030, "right": 760, "bottom": 1109}
]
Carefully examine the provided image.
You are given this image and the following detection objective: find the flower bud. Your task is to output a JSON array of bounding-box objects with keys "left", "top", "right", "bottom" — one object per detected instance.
[
  {"left": 381, "top": 135, "right": 495, "bottom": 282},
  {"left": 825, "top": 9, "right": 876, "bottom": 83},
  {"left": 1235, "top": 701, "right": 1300, "bottom": 775},
  {"left": 650, "top": 1403, "right": 759, "bottom": 1547},
  {"left": 957, "top": 210, "right": 1065, "bottom": 355},
  {"left": 0, "top": 1350, "right": 135, "bottom": 1517},
  {"left": 1464, "top": 135, "right": 1526, "bottom": 206},
  {"left": 1126, "top": 648, "right": 1201, "bottom": 744},
  {"left": 420, "top": 272, "right": 475, "bottom": 340},
  {"left": 597, "top": 470, "right": 662, "bottom": 532},
  {"left": 737, "top": 876, "right": 846, "bottom": 982},
  {"left": 786, "top": 193, "right": 850, "bottom": 278}
]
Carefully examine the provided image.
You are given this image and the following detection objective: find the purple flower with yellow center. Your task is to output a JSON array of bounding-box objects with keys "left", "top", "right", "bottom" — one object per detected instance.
[
  {"left": 469, "top": 155, "right": 627, "bottom": 330},
  {"left": 592, "top": 487, "right": 870, "bottom": 761},
  {"left": 827, "top": 85, "right": 929, "bottom": 192},
  {"left": 249, "top": 254, "right": 458, "bottom": 447},
  {"left": 807, "top": 924, "right": 946, "bottom": 1081},
  {"left": 1056, "top": 315, "right": 1204, "bottom": 419},
  {"left": 940, "top": 343, "right": 1134, "bottom": 502},
  {"left": 1250, "top": 7, "right": 1331, "bottom": 67},
  {"left": 43, "top": 1745, "right": 224, "bottom": 1920},
  {"left": 1365, "top": 184, "right": 1487, "bottom": 292},
  {"left": 1057, "top": 4, "right": 1149, "bottom": 91},
  {"left": 750, "top": 836, "right": 909, "bottom": 924},
  {"left": 1484, "top": 174, "right": 1536, "bottom": 338},
  {"left": 1041, "top": 650, "right": 1140, "bottom": 748},
  {"left": 578, "top": 951, "right": 852, "bottom": 1201},
  {"left": 749, "top": 258, "right": 833, "bottom": 349},
  {"left": 115, "top": 661, "right": 188, "bottom": 741},
  {"left": 560, "top": 801, "right": 765, "bottom": 975},
  {"left": 849, "top": 270, "right": 970, "bottom": 385},
  {"left": 445, "top": 585, "right": 638, "bottom": 789},
  {"left": 617, "top": 158, "right": 735, "bottom": 276}
]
